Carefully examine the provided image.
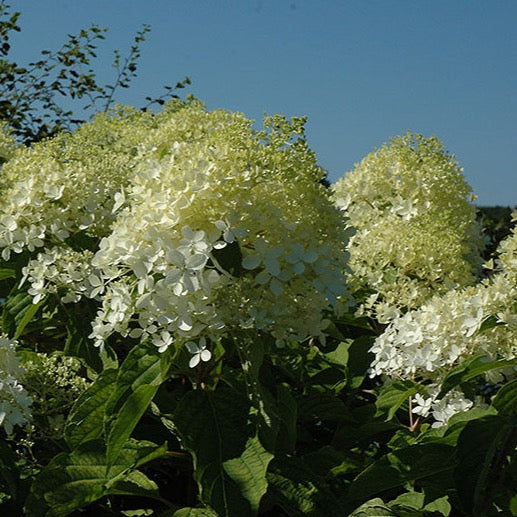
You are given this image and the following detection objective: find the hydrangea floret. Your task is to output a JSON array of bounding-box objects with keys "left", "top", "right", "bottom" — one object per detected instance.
[
  {"left": 1, "top": 100, "right": 353, "bottom": 360},
  {"left": 332, "top": 132, "right": 484, "bottom": 321},
  {"left": 0, "top": 336, "right": 32, "bottom": 435}
]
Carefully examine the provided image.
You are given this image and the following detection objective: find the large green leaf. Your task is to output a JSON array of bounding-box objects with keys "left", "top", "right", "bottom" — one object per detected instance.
[
  {"left": 107, "top": 384, "right": 161, "bottom": 467},
  {"left": 238, "top": 338, "right": 283, "bottom": 452},
  {"left": 492, "top": 378, "right": 517, "bottom": 415},
  {"left": 345, "top": 443, "right": 455, "bottom": 513},
  {"left": 174, "top": 387, "right": 271, "bottom": 516},
  {"left": 438, "top": 354, "right": 517, "bottom": 398},
  {"left": 0, "top": 440, "right": 19, "bottom": 503},
  {"left": 375, "top": 380, "right": 421, "bottom": 421},
  {"left": 348, "top": 498, "right": 396, "bottom": 516},
  {"left": 266, "top": 456, "right": 347, "bottom": 516},
  {"left": 223, "top": 435, "right": 273, "bottom": 514},
  {"left": 104, "top": 340, "right": 173, "bottom": 467},
  {"left": 64, "top": 368, "right": 118, "bottom": 449},
  {"left": 454, "top": 415, "right": 516, "bottom": 515},
  {"left": 170, "top": 510, "right": 218, "bottom": 517},
  {"left": 1, "top": 285, "right": 43, "bottom": 338},
  {"left": 274, "top": 384, "right": 297, "bottom": 454},
  {"left": 0, "top": 268, "right": 15, "bottom": 280},
  {"left": 64, "top": 323, "right": 118, "bottom": 373},
  {"left": 25, "top": 439, "right": 168, "bottom": 517}
]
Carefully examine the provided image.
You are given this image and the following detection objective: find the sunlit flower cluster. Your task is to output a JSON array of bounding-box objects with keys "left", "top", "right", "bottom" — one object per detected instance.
[
  {"left": 0, "top": 106, "right": 157, "bottom": 258},
  {"left": 2, "top": 101, "right": 353, "bottom": 357},
  {"left": 371, "top": 223, "right": 517, "bottom": 425},
  {"left": 0, "top": 336, "right": 32, "bottom": 435},
  {"left": 332, "top": 132, "right": 484, "bottom": 321},
  {"left": 21, "top": 248, "right": 99, "bottom": 303},
  {"left": 370, "top": 275, "right": 517, "bottom": 380}
]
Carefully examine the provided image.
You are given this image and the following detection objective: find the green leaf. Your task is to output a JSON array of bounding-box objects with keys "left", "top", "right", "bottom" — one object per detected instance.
[
  {"left": 223, "top": 435, "right": 273, "bottom": 513},
  {"left": 238, "top": 339, "right": 281, "bottom": 452},
  {"left": 324, "top": 340, "right": 349, "bottom": 368},
  {"left": 174, "top": 387, "right": 266, "bottom": 517},
  {"left": 105, "top": 340, "right": 173, "bottom": 467},
  {"left": 418, "top": 406, "right": 498, "bottom": 446},
  {"left": 479, "top": 314, "right": 503, "bottom": 333},
  {"left": 211, "top": 240, "right": 243, "bottom": 277},
  {"left": 0, "top": 440, "right": 19, "bottom": 501},
  {"left": 107, "top": 384, "right": 161, "bottom": 466},
  {"left": 390, "top": 490, "right": 425, "bottom": 509},
  {"left": 375, "top": 380, "right": 421, "bottom": 421},
  {"left": 64, "top": 323, "right": 118, "bottom": 373},
  {"left": 1, "top": 285, "right": 43, "bottom": 338},
  {"left": 267, "top": 456, "right": 347, "bottom": 516},
  {"left": 348, "top": 498, "right": 396, "bottom": 516},
  {"left": 423, "top": 495, "right": 451, "bottom": 515},
  {"left": 275, "top": 384, "right": 297, "bottom": 454},
  {"left": 438, "top": 354, "right": 517, "bottom": 398},
  {"left": 454, "top": 415, "right": 516, "bottom": 515},
  {"left": 170, "top": 509, "right": 218, "bottom": 517},
  {"left": 346, "top": 443, "right": 455, "bottom": 512},
  {"left": 0, "top": 268, "right": 15, "bottom": 280},
  {"left": 298, "top": 390, "right": 355, "bottom": 423},
  {"left": 492, "top": 378, "right": 517, "bottom": 415},
  {"left": 346, "top": 335, "right": 376, "bottom": 389},
  {"left": 64, "top": 368, "right": 118, "bottom": 449},
  {"left": 25, "top": 440, "right": 168, "bottom": 517}
]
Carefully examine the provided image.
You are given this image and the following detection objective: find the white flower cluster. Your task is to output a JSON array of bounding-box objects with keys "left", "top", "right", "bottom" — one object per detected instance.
[
  {"left": 332, "top": 132, "right": 484, "bottom": 321},
  {"left": 1, "top": 102, "right": 353, "bottom": 359},
  {"left": 371, "top": 223, "right": 517, "bottom": 425},
  {"left": 0, "top": 336, "right": 32, "bottom": 434},
  {"left": 412, "top": 387, "right": 474, "bottom": 428},
  {"left": 0, "top": 107, "right": 157, "bottom": 259},
  {"left": 369, "top": 277, "right": 517, "bottom": 379},
  {"left": 21, "top": 248, "right": 100, "bottom": 304}
]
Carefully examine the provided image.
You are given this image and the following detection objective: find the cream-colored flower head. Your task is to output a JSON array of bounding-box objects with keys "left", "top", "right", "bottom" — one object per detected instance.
[
  {"left": 332, "top": 132, "right": 484, "bottom": 320},
  {"left": 2, "top": 100, "right": 353, "bottom": 352}
]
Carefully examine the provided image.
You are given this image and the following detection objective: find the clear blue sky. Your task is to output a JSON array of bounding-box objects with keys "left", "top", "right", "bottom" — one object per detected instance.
[{"left": 7, "top": 1, "right": 517, "bottom": 206}]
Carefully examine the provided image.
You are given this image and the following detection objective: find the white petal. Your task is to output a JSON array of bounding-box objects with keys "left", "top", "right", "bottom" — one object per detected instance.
[
  {"left": 185, "top": 341, "right": 199, "bottom": 354},
  {"left": 200, "top": 349, "right": 212, "bottom": 362},
  {"left": 189, "top": 354, "right": 201, "bottom": 368}
]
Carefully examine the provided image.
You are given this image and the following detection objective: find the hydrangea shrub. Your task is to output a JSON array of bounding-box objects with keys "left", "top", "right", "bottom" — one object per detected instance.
[{"left": 0, "top": 105, "right": 514, "bottom": 516}]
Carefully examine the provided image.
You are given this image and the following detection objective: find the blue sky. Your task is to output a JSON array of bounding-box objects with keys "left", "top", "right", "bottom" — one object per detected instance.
[{"left": 7, "top": 1, "right": 517, "bottom": 205}]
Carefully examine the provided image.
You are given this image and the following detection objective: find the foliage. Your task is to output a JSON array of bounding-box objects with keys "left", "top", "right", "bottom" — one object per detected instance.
[
  {"left": 477, "top": 205, "right": 515, "bottom": 261},
  {"left": 0, "top": 100, "right": 515, "bottom": 516},
  {"left": 0, "top": 0, "right": 190, "bottom": 144}
]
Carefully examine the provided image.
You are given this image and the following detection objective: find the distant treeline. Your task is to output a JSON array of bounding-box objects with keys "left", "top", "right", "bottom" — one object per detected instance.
[{"left": 477, "top": 205, "right": 515, "bottom": 259}]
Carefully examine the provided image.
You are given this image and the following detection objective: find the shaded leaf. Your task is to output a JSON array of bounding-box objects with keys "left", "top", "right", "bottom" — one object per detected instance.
[
  {"left": 454, "top": 415, "right": 516, "bottom": 515},
  {"left": 25, "top": 440, "right": 167, "bottom": 517},
  {"left": 346, "top": 443, "right": 455, "bottom": 512},
  {"left": 64, "top": 368, "right": 118, "bottom": 449},
  {"left": 492, "top": 378, "right": 517, "bottom": 415},
  {"left": 174, "top": 387, "right": 264, "bottom": 516},
  {"left": 438, "top": 354, "right": 517, "bottom": 398}
]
